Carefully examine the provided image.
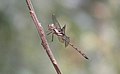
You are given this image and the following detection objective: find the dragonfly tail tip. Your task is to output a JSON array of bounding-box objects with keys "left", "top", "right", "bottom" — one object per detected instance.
[{"left": 85, "top": 56, "right": 89, "bottom": 60}]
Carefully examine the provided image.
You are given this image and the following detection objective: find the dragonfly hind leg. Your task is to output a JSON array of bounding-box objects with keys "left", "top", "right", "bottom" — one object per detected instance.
[{"left": 51, "top": 33, "right": 54, "bottom": 42}]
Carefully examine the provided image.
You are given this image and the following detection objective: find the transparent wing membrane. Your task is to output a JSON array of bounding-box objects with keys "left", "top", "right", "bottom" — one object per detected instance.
[
  {"left": 64, "top": 36, "right": 70, "bottom": 47},
  {"left": 52, "top": 14, "right": 61, "bottom": 31}
]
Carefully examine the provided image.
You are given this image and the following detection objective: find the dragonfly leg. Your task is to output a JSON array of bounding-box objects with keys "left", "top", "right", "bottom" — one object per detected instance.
[
  {"left": 51, "top": 33, "right": 54, "bottom": 42},
  {"left": 47, "top": 31, "right": 52, "bottom": 35}
]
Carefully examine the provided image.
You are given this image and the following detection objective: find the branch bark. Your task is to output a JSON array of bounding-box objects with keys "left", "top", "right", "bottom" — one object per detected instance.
[{"left": 26, "top": 0, "right": 62, "bottom": 74}]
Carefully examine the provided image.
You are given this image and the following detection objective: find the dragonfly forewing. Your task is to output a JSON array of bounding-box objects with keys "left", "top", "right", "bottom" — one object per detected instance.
[
  {"left": 52, "top": 14, "right": 62, "bottom": 31},
  {"left": 61, "top": 25, "right": 66, "bottom": 34}
]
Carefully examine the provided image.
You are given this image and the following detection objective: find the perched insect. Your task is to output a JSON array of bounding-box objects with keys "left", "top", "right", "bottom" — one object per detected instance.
[{"left": 47, "top": 14, "right": 88, "bottom": 60}]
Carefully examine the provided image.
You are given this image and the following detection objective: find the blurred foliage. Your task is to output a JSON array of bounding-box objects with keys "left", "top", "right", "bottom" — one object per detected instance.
[{"left": 0, "top": 0, "right": 120, "bottom": 74}]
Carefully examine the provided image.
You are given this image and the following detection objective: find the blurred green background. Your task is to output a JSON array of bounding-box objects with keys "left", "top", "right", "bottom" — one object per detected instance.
[{"left": 0, "top": 0, "right": 120, "bottom": 74}]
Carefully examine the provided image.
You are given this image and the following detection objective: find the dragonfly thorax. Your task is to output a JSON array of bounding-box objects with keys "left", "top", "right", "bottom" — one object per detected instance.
[
  {"left": 48, "top": 24, "right": 63, "bottom": 36},
  {"left": 54, "top": 29, "right": 63, "bottom": 36}
]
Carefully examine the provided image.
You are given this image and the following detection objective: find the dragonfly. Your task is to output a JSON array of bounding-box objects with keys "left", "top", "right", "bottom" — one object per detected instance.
[{"left": 47, "top": 14, "right": 88, "bottom": 60}]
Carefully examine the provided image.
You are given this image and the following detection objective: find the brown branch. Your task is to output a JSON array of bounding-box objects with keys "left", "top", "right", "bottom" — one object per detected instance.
[{"left": 26, "top": 0, "right": 62, "bottom": 74}]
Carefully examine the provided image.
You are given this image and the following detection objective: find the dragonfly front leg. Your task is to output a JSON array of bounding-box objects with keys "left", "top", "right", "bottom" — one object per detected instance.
[
  {"left": 47, "top": 31, "right": 52, "bottom": 35},
  {"left": 47, "top": 31, "right": 54, "bottom": 42}
]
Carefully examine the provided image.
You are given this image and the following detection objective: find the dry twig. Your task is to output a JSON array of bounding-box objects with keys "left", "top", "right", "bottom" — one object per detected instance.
[{"left": 26, "top": 0, "right": 61, "bottom": 74}]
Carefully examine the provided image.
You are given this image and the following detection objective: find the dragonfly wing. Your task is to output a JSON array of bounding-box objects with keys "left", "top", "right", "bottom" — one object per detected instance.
[
  {"left": 61, "top": 25, "right": 69, "bottom": 47},
  {"left": 64, "top": 36, "right": 70, "bottom": 47},
  {"left": 52, "top": 14, "right": 61, "bottom": 31},
  {"left": 61, "top": 25, "right": 66, "bottom": 34},
  {"left": 58, "top": 36, "right": 64, "bottom": 43}
]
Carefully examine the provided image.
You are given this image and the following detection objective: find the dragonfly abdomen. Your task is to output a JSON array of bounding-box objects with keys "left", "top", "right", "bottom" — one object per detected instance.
[{"left": 69, "top": 43, "right": 89, "bottom": 60}]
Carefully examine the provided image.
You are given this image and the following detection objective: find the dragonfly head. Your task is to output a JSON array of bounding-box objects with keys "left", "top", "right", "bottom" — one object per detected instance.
[{"left": 48, "top": 24, "right": 56, "bottom": 31}]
